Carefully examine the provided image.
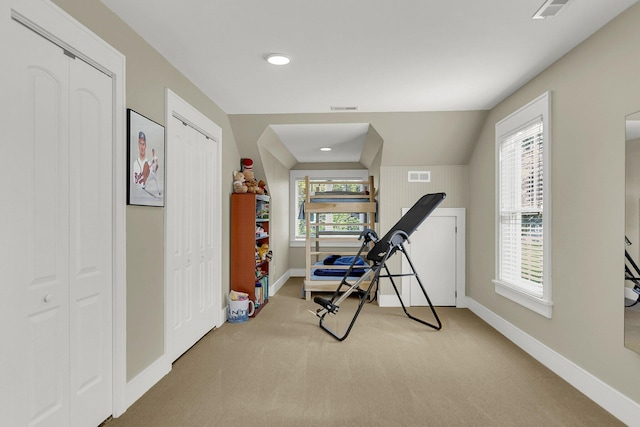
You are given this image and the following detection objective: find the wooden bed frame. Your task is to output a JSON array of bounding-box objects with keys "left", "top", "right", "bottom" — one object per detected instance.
[{"left": 303, "top": 176, "right": 376, "bottom": 300}]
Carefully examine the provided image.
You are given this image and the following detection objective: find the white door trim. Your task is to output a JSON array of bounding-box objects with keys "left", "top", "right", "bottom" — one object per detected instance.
[{"left": 5, "top": 0, "right": 128, "bottom": 417}]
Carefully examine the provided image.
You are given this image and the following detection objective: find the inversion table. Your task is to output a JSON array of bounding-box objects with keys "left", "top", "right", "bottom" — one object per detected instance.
[{"left": 312, "top": 192, "right": 446, "bottom": 341}]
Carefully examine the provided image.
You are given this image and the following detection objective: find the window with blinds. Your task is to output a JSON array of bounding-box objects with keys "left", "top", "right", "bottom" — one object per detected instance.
[
  {"left": 498, "top": 118, "right": 544, "bottom": 295},
  {"left": 494, "top": 91, "right": 552, "bottom": 318}
]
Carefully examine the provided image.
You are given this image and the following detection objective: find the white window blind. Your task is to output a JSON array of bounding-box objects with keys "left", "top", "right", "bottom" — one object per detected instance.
[{"left": 499, "top": 118, "right": 544, "bottom": 296}]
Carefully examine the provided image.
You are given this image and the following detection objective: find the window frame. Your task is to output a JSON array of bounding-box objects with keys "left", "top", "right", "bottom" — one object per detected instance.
[
  {"left": 289, "top": 169, "right": 369, "bottom": 247},
  {"left": 493, "top": 91, "right": 553, "bottom": 318}
]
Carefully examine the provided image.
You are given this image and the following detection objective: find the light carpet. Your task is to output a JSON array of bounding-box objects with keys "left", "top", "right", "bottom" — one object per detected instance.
[{"left": 107, "top": 277, "right": 621, "bottom": 426}]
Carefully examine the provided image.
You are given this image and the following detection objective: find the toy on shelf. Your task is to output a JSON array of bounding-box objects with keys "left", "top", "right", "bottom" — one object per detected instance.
[
  {"left": 232, "top": 158, "right": 269, "bottom": 195},
  {"left": 233, "top": 171, "right": 247, "bottom": 193},
  {"left": 257, "top": 243, "right": 269, "bottom": 261}
]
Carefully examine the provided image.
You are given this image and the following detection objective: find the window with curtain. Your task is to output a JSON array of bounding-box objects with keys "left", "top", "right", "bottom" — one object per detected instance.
[{"left": 494, "top": 92, "right": 552, "bottom": 318}]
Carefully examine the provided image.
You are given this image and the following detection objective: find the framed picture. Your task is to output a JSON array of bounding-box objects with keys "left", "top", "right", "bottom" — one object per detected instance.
[{"left": 127, "top": 109, "right": 165, "bottom": 206}]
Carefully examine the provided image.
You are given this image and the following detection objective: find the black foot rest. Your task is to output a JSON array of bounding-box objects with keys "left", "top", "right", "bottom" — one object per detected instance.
[{"left": 314, "top": 296, "right": 339, "bottom": 314}]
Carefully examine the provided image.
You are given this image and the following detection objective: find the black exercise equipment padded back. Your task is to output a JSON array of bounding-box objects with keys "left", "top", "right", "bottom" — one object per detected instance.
[{"left": 366, "top": 192, "right": 446, "bottom": 263}]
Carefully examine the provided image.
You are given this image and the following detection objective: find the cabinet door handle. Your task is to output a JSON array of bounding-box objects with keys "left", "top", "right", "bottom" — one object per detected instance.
[{"left": 43, "top": 294, "right": 52, "bottom": 303}]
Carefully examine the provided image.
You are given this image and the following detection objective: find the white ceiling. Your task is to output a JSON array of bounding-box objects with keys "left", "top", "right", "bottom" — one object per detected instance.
[
  {"left": 101, "top": 0, "right": 637, "bottom": 115},
  {"left": 101, "top": 0, "right": 638, "bottom": 161},
  {"left": 270, "top": 123, "right": 369, "bottom": 163}
]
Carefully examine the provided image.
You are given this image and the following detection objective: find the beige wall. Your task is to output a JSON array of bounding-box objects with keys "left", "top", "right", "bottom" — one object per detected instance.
[
  {"left": 52, "top": 0, "right": 240, "bottom": 380},
  {"left": 258, "top": 136, "right": 293, "bottom": 292},
  {"left": 230, "top": 111, "right": 486, "bottom": 272},
  {"left": 377, "top": 165, "right": 469, "bottom": 293},
  {"left": 468, "top": 2, "right": 640, "bottom": 404}
]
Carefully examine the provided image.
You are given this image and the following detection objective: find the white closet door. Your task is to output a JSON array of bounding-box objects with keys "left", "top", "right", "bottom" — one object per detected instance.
[
  {"left": 1, "top": 21, "right": 72, "bottom": 427},
  {"left": 0, "top": 19, "right": 112, "bottom": 427},
  {"left": 68, "top": 52, "right": 113, "bottom": 427},
  {"left": 405, "top": 215, "right": 457, "bottom": 306},
  {"left": 167, "top": 115, "right": 217, "bottom": 362}
]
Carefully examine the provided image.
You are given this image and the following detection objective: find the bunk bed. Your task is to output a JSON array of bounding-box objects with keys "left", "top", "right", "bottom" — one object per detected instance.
[{"left": 302, "top": 176, "right": 377, "bottom": 300}]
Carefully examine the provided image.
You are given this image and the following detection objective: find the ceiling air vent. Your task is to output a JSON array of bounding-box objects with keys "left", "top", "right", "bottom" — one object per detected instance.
[
  {"left": 408, "top": 171, "right": 431, "bottom": 183},
  {"left": 533, "top": 0, "right": 572, "bottom": 19},
  {"left": 330, "top": 106, "right": 358, "bottom": 111}
]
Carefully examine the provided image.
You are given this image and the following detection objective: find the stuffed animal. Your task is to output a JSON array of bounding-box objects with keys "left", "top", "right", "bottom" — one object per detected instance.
[
  {"left": 258, "top": 243, "right": 269, "bottom": 261},
  {"left": 258, "top": 179, "right": 268, "bottom": 195},
  {"left": 241, "top": 158, "right": 253, "bottom": 172},
  {"left": 233, "top": 171, "right": 247, "bottom": 193},
  {"left": 243, "top": 170, "right": 260, "bottom": 194}
]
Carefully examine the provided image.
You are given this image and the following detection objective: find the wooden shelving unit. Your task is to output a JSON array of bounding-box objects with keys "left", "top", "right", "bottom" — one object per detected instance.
[{"left": 230, "top": 193, "right": 270, "bottom": 317}]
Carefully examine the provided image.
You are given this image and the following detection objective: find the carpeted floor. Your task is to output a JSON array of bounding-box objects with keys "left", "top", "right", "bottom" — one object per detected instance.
[{"left": 107, "top": 278, "right": 622, "bottom": 426}]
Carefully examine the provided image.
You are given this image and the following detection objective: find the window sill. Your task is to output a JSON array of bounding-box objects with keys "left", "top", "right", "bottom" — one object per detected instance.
[{"left": 493, "top": 279, "right": 553, "bottom": 318}]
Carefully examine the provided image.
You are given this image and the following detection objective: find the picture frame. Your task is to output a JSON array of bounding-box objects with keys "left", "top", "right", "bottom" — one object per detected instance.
[{"left": 127, "top": 109, "right": 165, "bottom": 206}]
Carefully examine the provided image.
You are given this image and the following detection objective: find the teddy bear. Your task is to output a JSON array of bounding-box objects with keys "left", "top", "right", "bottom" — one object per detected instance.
[
  {"left": 233, "top": 171, "right": 247, "bottom": 193},
  {"left": 258, "top": 179, "right": 268, "bottom": 195},
  {"left": 243, "top": 170, "right": 260, "bottom": 194}
]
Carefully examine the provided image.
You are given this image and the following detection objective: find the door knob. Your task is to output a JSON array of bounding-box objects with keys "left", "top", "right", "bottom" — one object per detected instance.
[{"left": 43, "top": 294, "right": 52, "bottom": 303}]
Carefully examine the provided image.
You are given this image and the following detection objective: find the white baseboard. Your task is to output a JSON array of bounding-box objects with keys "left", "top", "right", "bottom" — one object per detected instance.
[
  {"left": 378, "top": 291, "right": 470, "bottom": 309},
  {"left": 289, "top": 268, "right": 305, "bottom": 277},
  {"left": 123, "top": 355, "right": 171, "bottom": 414},
  {"left": 270, "top": 270, "right": 292, "bottom": 296},
  {"left": 377, "top": 291, "right": 402, "bottom": 307},
  {"left": 217, "top": 307, "right": 226, "bottom": 328},
  {"left": 467, "top": 297, "right": 640, "bottom": 426}
]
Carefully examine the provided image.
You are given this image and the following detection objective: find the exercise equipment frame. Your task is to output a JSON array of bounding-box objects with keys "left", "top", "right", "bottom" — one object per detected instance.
[{"left": 312, "top": 193, "right": 446, "bottom": 341}]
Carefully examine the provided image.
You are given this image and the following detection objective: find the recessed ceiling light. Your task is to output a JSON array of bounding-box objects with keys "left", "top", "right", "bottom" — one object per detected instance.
[
  {"left": 320, "top": 147, "right": 332, "bottom": 152},
  {"left": 265, "top": 53, "right": 290, "bottom": 65}
]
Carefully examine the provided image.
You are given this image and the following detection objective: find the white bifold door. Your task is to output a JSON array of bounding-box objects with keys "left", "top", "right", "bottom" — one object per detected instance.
[
  {"left": 166, "top": 113, "right": 218, "bottom": 363},
  {"left": 0, "top": 19, "right": 113, "bottom": 427}
]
